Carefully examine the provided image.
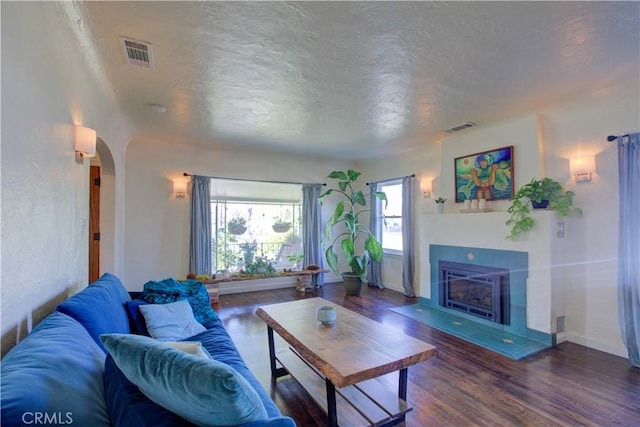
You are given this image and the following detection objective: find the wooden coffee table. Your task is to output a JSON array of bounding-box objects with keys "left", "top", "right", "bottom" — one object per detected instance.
[{"left": 256, "top": 298, "right": 437, "bottom": 426}]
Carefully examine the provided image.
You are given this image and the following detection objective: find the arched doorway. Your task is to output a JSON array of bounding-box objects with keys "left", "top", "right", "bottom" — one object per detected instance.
[{"left": 89, "top": 138, "right": 116, "bottom": 282}]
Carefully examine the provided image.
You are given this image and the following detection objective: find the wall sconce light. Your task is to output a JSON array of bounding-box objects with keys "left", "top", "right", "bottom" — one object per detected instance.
[
  {"left": 570, "top": 155, "right": 596, "bottom": 182},
  {"left": 420, "top": 180, "right": 432, "bottom": 198},
  {"left": 173, "top": 181, "right": 187, "bottom": 198},
  {"left": 74, "top": 126, "right": 97, "bottom": 158}
]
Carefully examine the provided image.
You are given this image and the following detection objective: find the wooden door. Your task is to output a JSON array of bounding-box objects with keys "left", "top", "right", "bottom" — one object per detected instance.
[{"left": 89, "top": 166, "right": 101, "bottom": 283}]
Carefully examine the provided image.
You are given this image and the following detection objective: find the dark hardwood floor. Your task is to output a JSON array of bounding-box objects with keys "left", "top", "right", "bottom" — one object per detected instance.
[{"left": 216, "top": 283, "right": 639, "bottom": 427}]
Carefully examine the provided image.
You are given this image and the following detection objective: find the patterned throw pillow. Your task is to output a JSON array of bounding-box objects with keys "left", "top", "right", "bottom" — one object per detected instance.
[{"left": 141, "top": 278, "right": 218, "bottom": 323}]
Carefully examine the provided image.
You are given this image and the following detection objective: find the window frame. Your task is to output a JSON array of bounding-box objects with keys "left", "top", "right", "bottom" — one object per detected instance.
[
  {"left": 209, "top": 180, "right": 303, "bottom": 273},
  {"left": 377, "top": 179, "right": 403, "bottom": 256}
]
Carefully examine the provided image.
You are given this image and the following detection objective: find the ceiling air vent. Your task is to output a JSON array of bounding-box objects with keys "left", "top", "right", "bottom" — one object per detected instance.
[
  {"left": 119, "top": 37, "right": 155, "bottom": 69},
  {"left": 444, "top": 122, "right": 476, "bottom": 134}
]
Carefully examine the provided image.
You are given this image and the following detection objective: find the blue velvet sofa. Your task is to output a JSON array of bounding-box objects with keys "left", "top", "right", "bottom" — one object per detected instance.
[{"left": 1, "top": 273, "right": 295, "bottom": 427}]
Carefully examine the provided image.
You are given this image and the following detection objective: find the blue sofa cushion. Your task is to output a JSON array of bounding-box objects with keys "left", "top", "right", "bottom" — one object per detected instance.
[
  {"left": 124, "top": 299, "right": 150, "bottom": 335},
  {"left": 1, "top": 312, "right": 110, "bottom": 426},
  {"left": 101, "top": 334, "right": 269, "bottom": 427},
  {"left": 138, "top": 299, "right": 206, "bottom": 341},
  {"left": 56, "top": 272, "right": 131, "bottom": 352},
  {"left": 142, "top": 278, "right": 219, "bottom": 323}
]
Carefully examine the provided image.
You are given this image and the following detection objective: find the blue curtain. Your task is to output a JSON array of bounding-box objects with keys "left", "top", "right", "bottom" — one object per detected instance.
[
  {"left": 189, "top": 176, "right": 212, "bottom": 275},
  {"left": 367, "top": 182, "right": 384, "bottom": 288},
  {"left": 401, "top": 175, "right": 416, "bottom": 297},
  {"left": 617, "top": 132, "right": 640, "bottom": 367},
  {"left": 302, "top": 184, "right": 324, "bottom": 286}
]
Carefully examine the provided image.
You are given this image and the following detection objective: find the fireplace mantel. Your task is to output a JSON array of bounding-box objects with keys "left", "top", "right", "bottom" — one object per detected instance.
[{"left": 419, "top": 210, "right": 560, "bottom": 334}]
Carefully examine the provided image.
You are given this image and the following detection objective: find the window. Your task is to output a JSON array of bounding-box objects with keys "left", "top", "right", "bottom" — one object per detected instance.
[
  {"left": 210, "top": 179, "right": 303, "bottom": 272},
  {"left": 379, "top": 181, "right": 403, "bottom": 254}
]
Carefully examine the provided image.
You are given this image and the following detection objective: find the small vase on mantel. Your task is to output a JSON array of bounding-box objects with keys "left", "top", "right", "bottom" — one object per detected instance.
[{"left": 434, "top": 197, "right": 447, "bottom": 214}]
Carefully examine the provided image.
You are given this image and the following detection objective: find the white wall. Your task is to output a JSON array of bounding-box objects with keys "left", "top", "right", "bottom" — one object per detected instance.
[
  {"left": 359, "top": 85, "right": 638, "bottom": 357},
  {"left": 122, "top": 139, "right": 349, "bottom": 289},
  {"left": 1, "top": 2, "right": 131, "bottom": 356},
  {"left": 537, "top": 90, "right": 639, "bottom": 357}
]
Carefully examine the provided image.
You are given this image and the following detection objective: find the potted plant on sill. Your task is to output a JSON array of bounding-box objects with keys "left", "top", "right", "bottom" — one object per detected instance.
[
  {"left": 227, "top": 215, "right": 247, "bottom": 235},
  {"left": 286, "top": 253, "right": 304, "bottom": 270},
  {"left": 244, "top": 256, "right": 276, "bottom": 276},
  {"left": 434, "top": 197, "right": 447, "bottom": 214},
  {"left": 240, "top": 240, "right": 257, "bottom": 265},
  {"left": 319, "top": 170, "right": 387, "bottom": 295},
  {"left": 505, "top": 177, "right": 582, "bottom": 240}
]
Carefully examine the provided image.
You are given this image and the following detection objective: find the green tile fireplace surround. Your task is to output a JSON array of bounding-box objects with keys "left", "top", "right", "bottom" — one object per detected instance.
[{"left": 391, "top": 244, "right": 552, "bottom": 360}]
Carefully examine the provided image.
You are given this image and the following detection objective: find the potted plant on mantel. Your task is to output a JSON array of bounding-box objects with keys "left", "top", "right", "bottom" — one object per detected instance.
[
  {"left": 505, "top": 177, "right": 582, "bottom": 240},
  {"left": 434, "top": 197, "right": 447, "bottom": 214},
  {"left": 319, "top": 170, "right": 387, "bottom": 295}
]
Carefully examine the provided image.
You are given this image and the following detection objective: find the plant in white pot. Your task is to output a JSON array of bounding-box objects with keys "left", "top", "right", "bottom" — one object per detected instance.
[
  {"left": 319, "top": 170, "right": 387, "bottom": 295},
  {"left": 434, "top": 197, "right": 447, "bottom": 214}
]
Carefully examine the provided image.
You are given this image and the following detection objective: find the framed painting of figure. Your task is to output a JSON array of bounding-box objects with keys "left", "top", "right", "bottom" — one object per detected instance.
[{"left": 454, "top": 146, "right": 514, "bottom": 203}]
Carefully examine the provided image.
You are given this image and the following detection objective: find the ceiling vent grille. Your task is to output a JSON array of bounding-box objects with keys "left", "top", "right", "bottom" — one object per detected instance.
[
  {"left": 119, "top": 37, "right": 155, "bottom": 69},
  {"left": 444, "top": 122, "right": 476, "bottom": 134}
]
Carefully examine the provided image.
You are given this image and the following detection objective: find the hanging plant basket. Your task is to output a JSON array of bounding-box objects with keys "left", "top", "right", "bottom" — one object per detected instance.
[
  {"left": 228, "top": 224, "right": 247, "bottom": 235},
  {"left": 272, "top": 223, "right": 291, "bottom": 233},
  {"left": 228, "top": 215, "right": 247, "bottom": 235}
]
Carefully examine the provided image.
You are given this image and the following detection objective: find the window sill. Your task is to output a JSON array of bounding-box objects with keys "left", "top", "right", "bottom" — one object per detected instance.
[{"left": 383, "top": 250, "right": 403, "bottom": 258}]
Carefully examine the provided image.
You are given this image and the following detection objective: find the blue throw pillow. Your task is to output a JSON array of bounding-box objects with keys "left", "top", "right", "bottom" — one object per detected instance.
[
  {"left": 138, "top": 300, "right": 206, "bottom": 341},
  {"left": 103, "top": 354, "right": 194, "bottom": 427},
  {"left": 1, "top": 312, "right": 110, "bottom": 426},
  {"left": 56, "top": 272, "right": 131, "bottom": 352},
  {"left": 100, "top": 334, "right": 268, "bottom": 427},
  {"left": 142, "top": 278, "right": 219, "bottom": 323},
  {"left": 124, "top": 299, "right": 150, "bottom": 336}
]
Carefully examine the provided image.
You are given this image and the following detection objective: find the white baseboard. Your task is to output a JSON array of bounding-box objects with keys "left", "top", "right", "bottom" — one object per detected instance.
[
  {"left": 218, "top": 273, "right": 343, "bottom": 295},
  {"left": 566, "top": 332, "right": 628, "bottom": 359},
  {"left": 322, "top": 273, "right": 342, "bottom": 284},
  {"left": 382, "top": 282, "right": 404, "bottom": 294},
  {"left": 555, "top": 332, "right": 568, "bottom": 344},
  {"left": 217, "top": 274, "right": 410, "bottom": 295},
  {"left": 218, "top": 277, "right": 296, "bottom": 294}
]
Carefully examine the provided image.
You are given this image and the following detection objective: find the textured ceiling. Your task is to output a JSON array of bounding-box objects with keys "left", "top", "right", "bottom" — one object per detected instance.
[{"left": 78, "top": 1, "right": 639, "bottom": 160}]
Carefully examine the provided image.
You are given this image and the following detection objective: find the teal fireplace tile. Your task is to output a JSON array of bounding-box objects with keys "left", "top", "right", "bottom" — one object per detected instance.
[
  {"left": 508, "top": 305, "right": 528, "bottom": 337},
  {"left": 429, "top": 244, "right": 529, "bottom": 338},
  {"left": 389, "top": 303, "right": 550, "bottom": 360},
  {"left": 466, "top": 330, "right": 549, "bottom": 360}
]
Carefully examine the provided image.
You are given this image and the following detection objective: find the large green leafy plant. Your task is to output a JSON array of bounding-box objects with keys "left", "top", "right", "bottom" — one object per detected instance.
[
  {"left": 506, "top": 177, "right": 582, "bottom": 240},
  {"left": 319, "top": 170, "right": 387, "bottom": 282}
]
